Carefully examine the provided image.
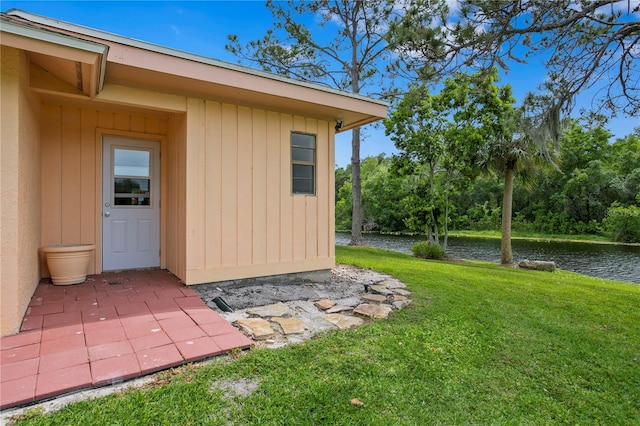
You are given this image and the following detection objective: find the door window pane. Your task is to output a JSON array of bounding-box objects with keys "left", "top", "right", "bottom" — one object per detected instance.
[
  {"left": 114, "top": 178, "right": 150, "bottom": 205},
  {"left": 114, "top": 149, "right": 150, "bottom": 177},
  {"left": 113, "top": 148, "right": 152, "bottom": 206}
]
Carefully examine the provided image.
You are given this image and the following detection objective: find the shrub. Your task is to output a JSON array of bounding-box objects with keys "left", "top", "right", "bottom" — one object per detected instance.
[
  {"left": 603, "top": 204, "right": 640, "bottom": 243},
  {"left": 412, "top": 241, "right": 445, "bottom": 260}
]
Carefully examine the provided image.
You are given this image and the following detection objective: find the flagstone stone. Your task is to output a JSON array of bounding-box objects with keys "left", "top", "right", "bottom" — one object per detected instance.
[
  {"left": 246, "top": 302, "right": 290, "bottom": 318},
  {"left": 314, "top": 299, "right": 336, "bottom": 310},
  {"left": 391, "top": 288, "right": 412, "bottom": 297},
  {"left": 325, "top": 305, "right": 353, "bottom": 314},
  {"left": 272, "top": 317, "right": 306, "bottom": 335},
  {"left": 368, "top": 285, "right": 393, "bottom": 295},
  {"left": 322, "top": 314, "right": 365, "bottom": 330},
  {"left": 392, "top": 300, "right": 411, "bottom": 310},
  {"left": 354, "top": 303, "right": 393, "bottom": 319},
  {"left": 217, "top": 266, "right": 414, "bottom": 349},
  {"left": 335, "top": 296, "right": 361, "bottom": 307},
  {"left": 360, "top": 294, "right": 388, "bottom": 304},
  {"left": 235, "top": 318, "right": 276, "bottom": 340},
  {"left": 380, "top": 278, "right": 407, "bottom": 289},
  {"left": 288, "top": 300, "right": 320, "bottom": 314}
]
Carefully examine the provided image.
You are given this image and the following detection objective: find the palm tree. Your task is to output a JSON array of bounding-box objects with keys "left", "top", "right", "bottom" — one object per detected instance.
[
  {"left": 464, "top": 72, "right": 558, "bottom": 265},
  {"left": 482, "top": 106, "right": 558, "bottom": 264}
]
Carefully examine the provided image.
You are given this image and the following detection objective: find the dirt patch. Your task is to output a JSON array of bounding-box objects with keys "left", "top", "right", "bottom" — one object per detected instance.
[
  {"left": 194, "top": 265, "right": 380, "bottom": 313},
  {"left": 210, "top": 377, "right": 262, "bottom": 399}
]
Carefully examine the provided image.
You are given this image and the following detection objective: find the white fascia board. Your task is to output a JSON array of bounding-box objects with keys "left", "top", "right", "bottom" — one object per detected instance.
[{"left": 1, "top": 17, "right": 107, "bottom": 55}]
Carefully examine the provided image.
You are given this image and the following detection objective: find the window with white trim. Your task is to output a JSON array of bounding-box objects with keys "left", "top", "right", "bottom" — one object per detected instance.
[{"left": 291, "top": 132, "right": 316, "bottom": 195}]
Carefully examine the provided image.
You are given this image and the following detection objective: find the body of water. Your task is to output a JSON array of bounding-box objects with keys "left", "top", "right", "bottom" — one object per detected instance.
[{"left": 336, "top": 232, "right": 640, "bottom": 284}]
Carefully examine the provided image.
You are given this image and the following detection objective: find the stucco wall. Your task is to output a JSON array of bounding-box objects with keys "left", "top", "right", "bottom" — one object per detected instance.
[
  {"left": 184, "top": 99, "right": 335, "bottom": 284},
  {"left": 1, "top": 47, "right": 42, "bottom": 336}
]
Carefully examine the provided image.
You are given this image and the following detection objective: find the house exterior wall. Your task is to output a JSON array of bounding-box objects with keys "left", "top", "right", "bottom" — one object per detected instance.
[
  {"left": 1, "top": 46, "right": 42, "bottom": 336},
  {"left": 36, "top": 98, "right": 336, "bottom": 287},
  {"left": 183, "top": 99, "right": 335, "bottom": 284},
  {"left": 39, "top": 103, "right": 170, "bottom": 276},
  {"left": 165, "top": 113, "right": 187, "bottom": 280}
]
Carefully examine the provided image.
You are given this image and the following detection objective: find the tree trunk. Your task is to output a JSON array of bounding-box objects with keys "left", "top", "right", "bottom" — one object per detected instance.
[
  {"left": 429, "top": 163, "right": 440, "bottom": 245},
  {"left": 349, "top": 127, "right": 363, "bottom": 245},
  {"left": 501, "top": 168, "right": 515, "bottom": 264},
  {"left": 348, "top": 20, "right": 363, "bottom": 246},
  {"left": 443, "top": 173, "right": 450, "bottom": 252}
]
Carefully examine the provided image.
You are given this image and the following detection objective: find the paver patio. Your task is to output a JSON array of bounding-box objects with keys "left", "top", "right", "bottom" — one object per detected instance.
[{"left": 0, "top": 270, "right": 253, "bottom": 410}]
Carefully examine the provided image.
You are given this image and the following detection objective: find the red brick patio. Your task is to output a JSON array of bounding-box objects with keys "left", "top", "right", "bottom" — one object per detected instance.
[{"left": 0, "top": 270, "right": 253, "bottom": 410}]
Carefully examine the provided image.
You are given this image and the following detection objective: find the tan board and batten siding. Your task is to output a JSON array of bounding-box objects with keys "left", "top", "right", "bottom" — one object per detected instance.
[
  {"left": 184, "top": 100, "right": 335, "bottom": 284},
  {"left": 40, "top": 100, "right": 334, "bottom": 285},
  {"left": 39, "top": 105, "right": 174, "bottom": 276}
]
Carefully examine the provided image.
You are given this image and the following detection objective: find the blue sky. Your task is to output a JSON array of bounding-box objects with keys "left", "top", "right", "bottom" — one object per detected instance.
[{"left": 3, "top": 1, "right": 638, "bottom": 167}]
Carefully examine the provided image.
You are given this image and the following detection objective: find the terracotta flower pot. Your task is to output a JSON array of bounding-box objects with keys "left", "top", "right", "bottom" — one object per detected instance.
[{"left": 41, "top": 244, "right": 95, "bottom": 285}]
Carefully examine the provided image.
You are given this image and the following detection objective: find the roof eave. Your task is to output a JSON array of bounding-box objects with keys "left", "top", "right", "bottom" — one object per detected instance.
[
  {"left": 1, "top": 15, "right": 108, "bottom": 97},
  {"left": 6, "top": 9, "right": 387, "bottom": 109}
]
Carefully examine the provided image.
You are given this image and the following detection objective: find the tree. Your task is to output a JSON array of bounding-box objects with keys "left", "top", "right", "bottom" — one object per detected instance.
[
  {"left": 385, "top": 70, "right": 521, "bottom": 256},
  {"left": 361, "top": 155, "right": 410, "bottom": 232},
  {"left": 609, "top": 129, "right": 640, "bottom": 206},
  {"left": 604, "top": 204, "right": 640, "bottom": 243},
  {"left": 457, "top": 1, "right": 639, "bottom": 116},
  {"left": 389, "top": 68, "right": 558, "bottom": 263},
  {"left": 559, "top": 119, "right": 612, "bottom": 173},
  {"left": 390, "top": 0, "right": 639, "bottom": 145},
  {"left": 444, "top": 69, "right": 540, "bottom": 265},
  {"left": 226, "top": 0, "right": 403, "bottom": 245},
  {"left": 563, "top": 161, "right": 616, "bottom": 227},
  {"left": 385, "top": 84, "right": 446, "bottom": 244}
]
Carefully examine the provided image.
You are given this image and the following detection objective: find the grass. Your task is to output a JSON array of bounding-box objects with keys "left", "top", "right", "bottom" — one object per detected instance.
[{"left": 12, "top": 247, "right": 640, "bottom": 425}]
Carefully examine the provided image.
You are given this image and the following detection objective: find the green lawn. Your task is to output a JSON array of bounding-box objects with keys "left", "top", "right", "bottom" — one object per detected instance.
[{"left": 13, "top": 246, "right": 640, "bottom": 425}]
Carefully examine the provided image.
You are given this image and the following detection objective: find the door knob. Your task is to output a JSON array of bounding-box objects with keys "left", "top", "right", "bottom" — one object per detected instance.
[{"left": 104, "top": 212, "right": 111, "bottom": 217}]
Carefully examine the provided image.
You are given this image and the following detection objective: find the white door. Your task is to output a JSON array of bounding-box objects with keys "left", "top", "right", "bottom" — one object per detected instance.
[{"left": 102, "top": 136, "right": 160, "bottom": 271}]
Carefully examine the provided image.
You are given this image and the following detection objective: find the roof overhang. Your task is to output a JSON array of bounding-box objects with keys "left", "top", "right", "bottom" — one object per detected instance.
[
  {"left": 0, "top": 15, "right": 107, "bottom": 98},
  {"left": 3, "top": 10, "right": 387, "bottom": 131}
]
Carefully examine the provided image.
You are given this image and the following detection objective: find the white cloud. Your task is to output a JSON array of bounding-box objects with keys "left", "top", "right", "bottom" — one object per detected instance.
[{"left": 591, "top": 0, "right": 639, "bottom": 14}]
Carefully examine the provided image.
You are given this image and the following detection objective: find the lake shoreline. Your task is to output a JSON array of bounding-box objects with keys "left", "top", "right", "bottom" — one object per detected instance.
[
  {"left": 336, "top": 229, "right": 640, "bottom": 247},
  {"left": 336, "top": 232, "right": 640, "bottom": 284}
]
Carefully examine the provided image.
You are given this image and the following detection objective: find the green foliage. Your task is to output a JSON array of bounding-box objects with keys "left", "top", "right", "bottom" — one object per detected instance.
[
  {"left": 336, "top": 124, "right": 640, "bottom": 242},
  {"left": 361, "top": 156, "right": 410, "bottom": 232},
  {"left": 603, "top": 204, "right": 640, "bottom": 243},
  {"left": 335, "top": 155, "right": 414, "bottom": 232},
  {"left": 411, "top": 241, "right": 445, "bottom": 260},
  {"left": 335, "top": 178, "right": 352, "bottom": 231},
  {"left": 383, "top": 69, "right": 521, "bottom": 248}
]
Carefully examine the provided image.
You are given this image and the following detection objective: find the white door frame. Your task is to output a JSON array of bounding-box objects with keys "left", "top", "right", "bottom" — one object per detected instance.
[{"left": 102, "top": 135, "right": 160, "bottom": 271}]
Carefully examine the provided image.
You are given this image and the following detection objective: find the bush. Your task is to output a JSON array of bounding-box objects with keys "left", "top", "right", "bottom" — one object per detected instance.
[
  {"left": 412, "top": 241, "right": 445, "bottom": 260},
  {"left": 603, "top": 204, "right": 640, "bottom": 243}
]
